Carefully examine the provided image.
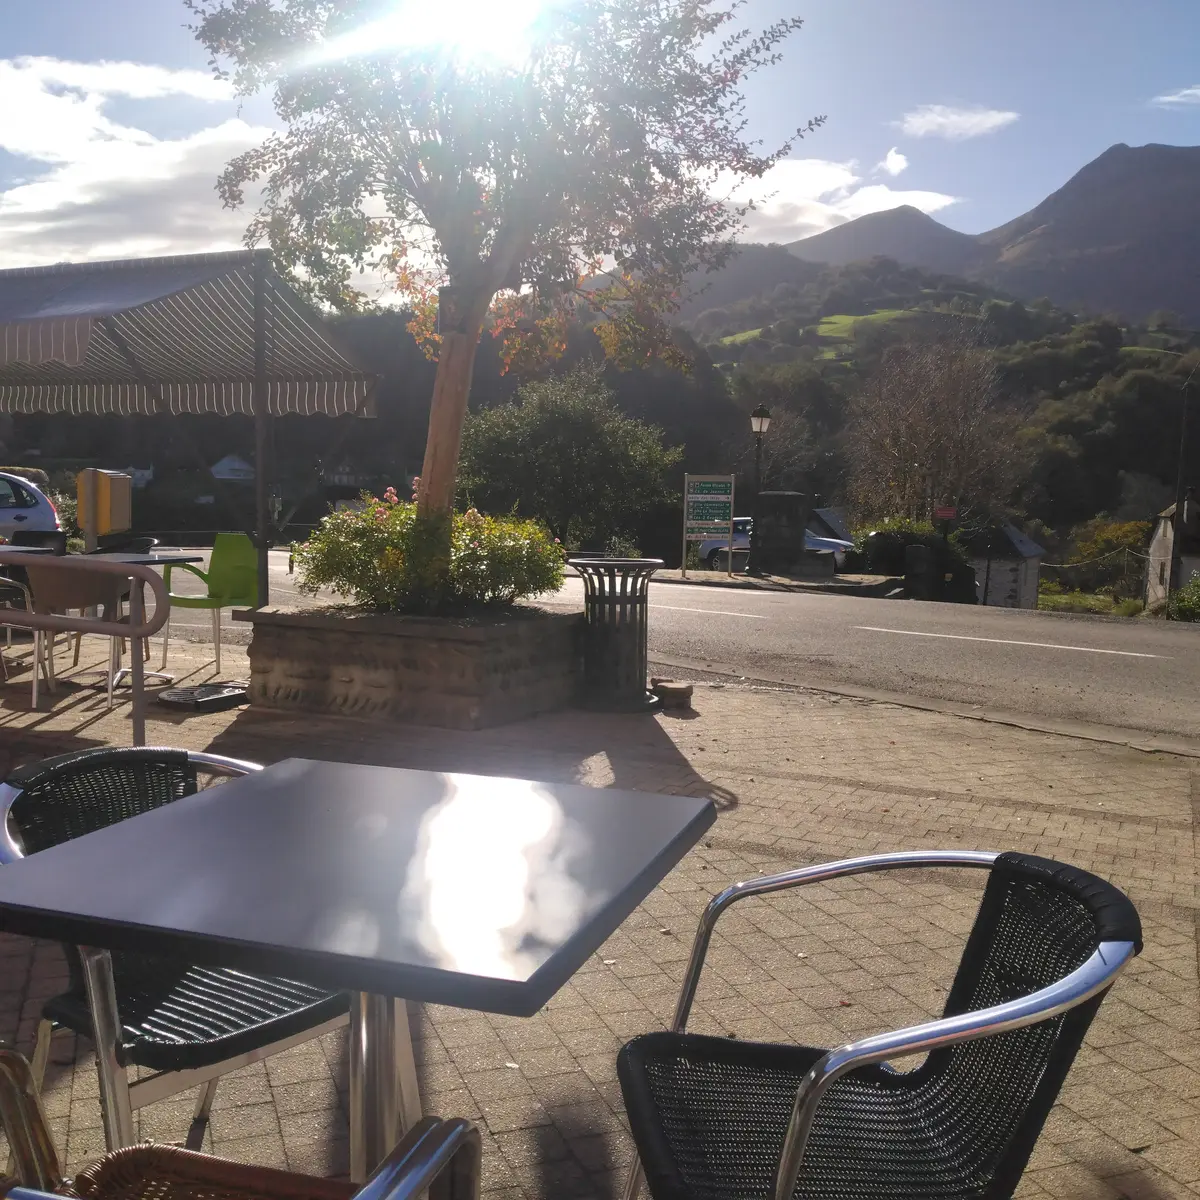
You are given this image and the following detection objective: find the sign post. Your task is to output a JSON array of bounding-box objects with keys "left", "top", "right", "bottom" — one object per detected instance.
[{"left": 682, "top": 475, "right": 736, "bottom": 578}]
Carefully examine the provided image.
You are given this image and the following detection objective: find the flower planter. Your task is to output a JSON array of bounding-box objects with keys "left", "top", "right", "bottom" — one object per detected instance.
[{"left": 238, "top": 605, "right": 582, "bottom": 731}]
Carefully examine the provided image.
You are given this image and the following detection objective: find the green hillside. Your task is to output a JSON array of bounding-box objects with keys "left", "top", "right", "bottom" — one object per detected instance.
[{"left": 685, "top": 255, "right": 1018, "bottom": 369}]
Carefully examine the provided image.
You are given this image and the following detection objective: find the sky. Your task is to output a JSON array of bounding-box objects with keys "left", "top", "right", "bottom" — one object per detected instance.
[{"left": 1, "top": 0, "right": 1199, "bottom": 269}]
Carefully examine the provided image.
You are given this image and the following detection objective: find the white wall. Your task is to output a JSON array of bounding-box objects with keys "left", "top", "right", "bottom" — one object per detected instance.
[
  {"left": 972, "top": 557, "right": 1039, "bottom": 608},
  {"left": 1146, "top": 520, "right": 1172, "bottom": 608}
]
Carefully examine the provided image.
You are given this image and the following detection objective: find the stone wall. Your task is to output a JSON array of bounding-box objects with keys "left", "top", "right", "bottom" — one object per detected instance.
[{"left": 240, "top": 605, "right": 582, "bottom": 730}]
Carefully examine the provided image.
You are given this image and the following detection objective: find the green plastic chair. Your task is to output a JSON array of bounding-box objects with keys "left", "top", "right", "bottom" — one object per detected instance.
[{"left": 160, "top": 533, "right": 258, "bottom": 674}]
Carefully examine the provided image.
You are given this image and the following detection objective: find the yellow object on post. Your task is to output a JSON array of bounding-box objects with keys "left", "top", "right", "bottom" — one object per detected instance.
[{"left": 77, "top": 469, "right": 132, "bottom": 551}]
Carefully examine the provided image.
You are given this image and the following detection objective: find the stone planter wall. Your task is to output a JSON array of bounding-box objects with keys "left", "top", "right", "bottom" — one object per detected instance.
[{"left": 239, "top": 605, "right": 582, "bottom": 730}]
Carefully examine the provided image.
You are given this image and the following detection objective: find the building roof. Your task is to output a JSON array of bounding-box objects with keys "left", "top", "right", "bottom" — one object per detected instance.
[{"left": 0, "top": 250, "right": 375, "bottom": 417}]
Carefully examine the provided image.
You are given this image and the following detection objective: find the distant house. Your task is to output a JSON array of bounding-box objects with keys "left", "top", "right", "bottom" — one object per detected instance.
[
  {"left": 210, "top": 454, "right": 255, "bottom": 482},
  {"left": 810, "top": 506, "right": 852, "bottom": 542},
  {"left": 966, "top": 525, "right": 1045, "bottom": 609},
  {"left": 1145, "top": 490, "right": 1200, "bottom": 608}
]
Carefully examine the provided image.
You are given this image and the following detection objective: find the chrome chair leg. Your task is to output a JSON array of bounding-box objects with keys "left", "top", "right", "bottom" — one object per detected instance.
[
  {"left": 28, "top": 1020, "right": 53, "bottom": 1093},
  {"left": 79, "top": 947, "right": 135, "bottom": 1150},
  {"left": 192, "top": 1077, "right": 219, "bottom": 1124},
  {"left": 621, "top": 1160, "right": 644, "bottom": 1200}
]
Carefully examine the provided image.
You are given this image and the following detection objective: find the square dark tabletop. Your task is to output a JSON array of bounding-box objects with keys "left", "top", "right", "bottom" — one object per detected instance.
[
  {"left": 0, "top": 760, "right": 715, "bottom": 1016},
  {"left": 79, "top": 552, "right": 204, "bottom": 566}
]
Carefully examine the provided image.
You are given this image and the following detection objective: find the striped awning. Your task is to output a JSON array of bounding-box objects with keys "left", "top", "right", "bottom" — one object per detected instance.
[{"left": 0, "top": 250, "right": 376, "bottom": 417}]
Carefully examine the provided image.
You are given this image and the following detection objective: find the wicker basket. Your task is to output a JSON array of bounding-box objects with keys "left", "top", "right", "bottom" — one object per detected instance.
[{"left": 70, "top": 1146, "right": 356, "bottom": 1200}]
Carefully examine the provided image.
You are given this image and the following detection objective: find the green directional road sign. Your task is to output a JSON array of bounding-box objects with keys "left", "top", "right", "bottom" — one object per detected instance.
[
  {"left": 687, "top": 479, "right": 733, "bottom": 496},
  {"left": 687, "top": 499, "right": 733, "bottom": 523}
]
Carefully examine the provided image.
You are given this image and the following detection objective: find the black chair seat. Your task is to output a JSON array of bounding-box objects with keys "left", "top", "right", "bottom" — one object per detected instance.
[
  {"left": 44, "top": 955, "right": 347, "bottom": 1072},
  {"left": 620, "top": 1032, "right": 1005, "bottom": 1200}
]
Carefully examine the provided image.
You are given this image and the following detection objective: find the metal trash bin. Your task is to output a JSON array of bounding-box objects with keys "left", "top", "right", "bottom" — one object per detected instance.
[{"left": 569, "top": 558, "right": 663, "bottom": 712}]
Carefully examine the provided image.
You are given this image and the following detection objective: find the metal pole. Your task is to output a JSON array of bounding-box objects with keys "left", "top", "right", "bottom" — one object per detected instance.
[
  {"left": 727, "top": 476, "right": 735, "bottom": 578},
  {"left": 746, "top": 435, "right": 764, "bottom": 576},
  {"left": 349, "top": 993, "right": 422, "bottom": 1182},
  {"left": 128, "top": 581, "right": 146, "bottom": 747},
  {"left": 253, "top": 250, "right": 270, "bottom": 607},
  {"left": 1169, "top": 373, "right": 1193, "bottom": 592},
  {"left": 681, "top": 474, "right": 689, "bottom": 579},
  {"left": 79, "top": 948, "right": 134, "bottom": 1151}
]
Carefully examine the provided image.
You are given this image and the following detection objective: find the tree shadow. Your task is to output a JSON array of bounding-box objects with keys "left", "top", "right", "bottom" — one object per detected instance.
[{"left": 204, "top": 702, "right": 739, "bottom": 812}]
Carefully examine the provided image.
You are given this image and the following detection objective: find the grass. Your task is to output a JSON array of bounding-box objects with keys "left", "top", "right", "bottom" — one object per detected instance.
[
  {"left": 1037, "top": 591, "right": 1144, "bottom": 617},
  {"left": 718, "top": 327, "right": 764, "bottom": 345},
  {"left": 816, "top": 309, "right": 923, "bottom": 342}
]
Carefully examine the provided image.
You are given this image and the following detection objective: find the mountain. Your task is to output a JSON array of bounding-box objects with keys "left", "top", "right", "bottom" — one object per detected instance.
[
  {"left": 788, "top": 205, "right": 978, "bottom": 277},
  {"left": 785, "top": 143, "right": 1200, "bottom": 325}
]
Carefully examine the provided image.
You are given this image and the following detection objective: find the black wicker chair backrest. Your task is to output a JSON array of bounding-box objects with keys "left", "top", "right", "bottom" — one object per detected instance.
[
  {"left": 886, "top": 852, "right": 1142, "bottom": 1198},
  {"left": 5, "top": 748, "right": 198, "bottom": 857}
]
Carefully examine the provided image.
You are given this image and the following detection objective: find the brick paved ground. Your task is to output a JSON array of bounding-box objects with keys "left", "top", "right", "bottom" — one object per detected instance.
[{"left": 0, "top": 633, "right": 1197, "bottom": 1198}]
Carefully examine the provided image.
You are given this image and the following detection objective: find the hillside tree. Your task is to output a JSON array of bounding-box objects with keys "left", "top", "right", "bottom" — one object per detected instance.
[
  {"left": 846, "top": 326, "right": 1026, "bottom": 522},
  {"left": 187, "top": 0, "right": 821, "bottom": 531}
]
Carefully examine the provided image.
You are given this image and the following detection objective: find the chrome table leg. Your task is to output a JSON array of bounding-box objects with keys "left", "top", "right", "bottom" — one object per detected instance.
[
  {"left": 349, "top": 993, "right": 422, "bottom": 1182},
  {"left": 79, "top": 947, "right": 134, "bottom": 1150}
]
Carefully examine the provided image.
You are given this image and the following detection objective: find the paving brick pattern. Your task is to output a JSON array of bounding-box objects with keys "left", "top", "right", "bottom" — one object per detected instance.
[{"left": 0, "top": 637, "right": 1196, "bottom": 1198}]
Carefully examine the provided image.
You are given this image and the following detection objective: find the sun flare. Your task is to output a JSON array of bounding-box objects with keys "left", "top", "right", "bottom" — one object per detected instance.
[{"left": 313, "top": 0, "right": 548, "bottom": 67}]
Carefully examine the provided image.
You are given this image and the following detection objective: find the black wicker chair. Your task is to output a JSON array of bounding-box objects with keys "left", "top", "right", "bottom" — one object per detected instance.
[
  {"left": 617, "top": 850, "right": 1141, "bottom": 1200},
  {"left": 0, "top": 748, "right": 350, "bottom": 1147}
]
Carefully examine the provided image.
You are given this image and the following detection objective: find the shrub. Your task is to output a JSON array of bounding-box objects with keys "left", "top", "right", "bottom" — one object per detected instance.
[
  {"left": 295, "top": 490, "right": 565, "bottom": 614},
  {"left": 853, "top": 516, "right": 972, "bottom": 575},
  {"left": 49, "top": 491, "right": 80, "bottom": 538},
  {"left": 605, "top": 533, "right": 642, "bottom": 559},
  {"left": 1167, "top": 571, "right": 1200, "bottom": 622},
  {"left": 1113, "top": 597, "right": 1144, "bottom": 618},
  {"left": 0, "top": 466, "right": 50, "bottom": 490}
]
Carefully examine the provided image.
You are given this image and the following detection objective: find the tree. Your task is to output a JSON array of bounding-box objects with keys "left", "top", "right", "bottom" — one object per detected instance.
[
  {"left": 458, "top": 366, "right": 682, "bottom": 546},
  {"left": 846, "top": 326, "right": 1026, "bottom": 523},
  {"left": 187, "top": 0, "right": 821, "bottom": 525}
]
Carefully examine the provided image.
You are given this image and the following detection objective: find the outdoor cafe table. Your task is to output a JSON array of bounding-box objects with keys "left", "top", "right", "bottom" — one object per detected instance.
[
  {"left": 0, "top": 548, "right": 204, "bottom": 740},
  {"left": 74, "top": 550, "right": 205, "bottom": 684},
  {"left": 0, "top": 758, "right": 716, "bottom": 1180}
]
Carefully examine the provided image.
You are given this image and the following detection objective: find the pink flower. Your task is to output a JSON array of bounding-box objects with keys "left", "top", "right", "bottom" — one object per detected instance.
[
  {"left": 375, "top": 507, "right": 388, "bottom": 521},
  {"left": 554, "top": 538, "right": 561, "bottom": 544}
]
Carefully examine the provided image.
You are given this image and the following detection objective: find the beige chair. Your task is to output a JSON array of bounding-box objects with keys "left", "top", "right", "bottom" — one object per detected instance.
[{"left": 23, "top": 563, "right": 126, "bottom": 709}]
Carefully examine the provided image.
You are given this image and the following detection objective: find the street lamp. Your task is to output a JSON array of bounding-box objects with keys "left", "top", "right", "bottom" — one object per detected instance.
[{"left": 745, "top": 404, "right": 771, "bottom": 576}]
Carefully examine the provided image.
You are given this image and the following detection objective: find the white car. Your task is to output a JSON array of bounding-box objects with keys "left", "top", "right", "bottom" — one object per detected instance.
[
  {"left": 0, "top": 471, "right": 62, "bottom": 542},
  {"left": 698, "top": 517, "right": 853, "bottom": 569}
]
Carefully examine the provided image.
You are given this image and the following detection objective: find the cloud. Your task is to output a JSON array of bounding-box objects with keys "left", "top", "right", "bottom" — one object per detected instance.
[
  {"left": 876, "top": 147, "right": 908, "bottom": 176},
  {"left": 1153, "top": 84, "right": 1200, "bottom": 106},
  {"left": 0, "top": 57, "right": 257, "bottom": 268},
  {"left": 719, "top": 157, "right": 957, "bottom": 244},
  {"left": 898, "top": 104, "right": 1019, "bottom": 140}
]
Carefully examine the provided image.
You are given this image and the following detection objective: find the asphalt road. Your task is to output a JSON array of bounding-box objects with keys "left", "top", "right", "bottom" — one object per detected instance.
[{"left": 165, "top": 551, "right": 1200, "bottom": 743}]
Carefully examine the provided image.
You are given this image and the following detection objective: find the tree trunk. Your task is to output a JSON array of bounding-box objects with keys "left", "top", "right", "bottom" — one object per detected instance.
[{"left": 417, "top": 286, "right": 490, "bottom": 516}]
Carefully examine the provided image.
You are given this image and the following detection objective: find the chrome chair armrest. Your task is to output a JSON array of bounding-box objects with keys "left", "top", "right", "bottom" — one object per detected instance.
[
  {"left": 671, "top": 850, "right": 999, "bottom": 1031},
  {"left": 186, "top": 751, "right": 263, "bottom": 777},
  {"left": 0, "top": 752, "right": 262, "bottom": 866},
  {"left": 770, "top": 938, "right": 1137, "bottom": 1200},
  {"left": 0, "top": 783, "right": 25, "bottom": 866},
  {"left": 354, "top": 1117, "right": 481, "bottom": 1200},
  {"left": 0, "top": 580, "right": 33, "bottom": 608}
]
